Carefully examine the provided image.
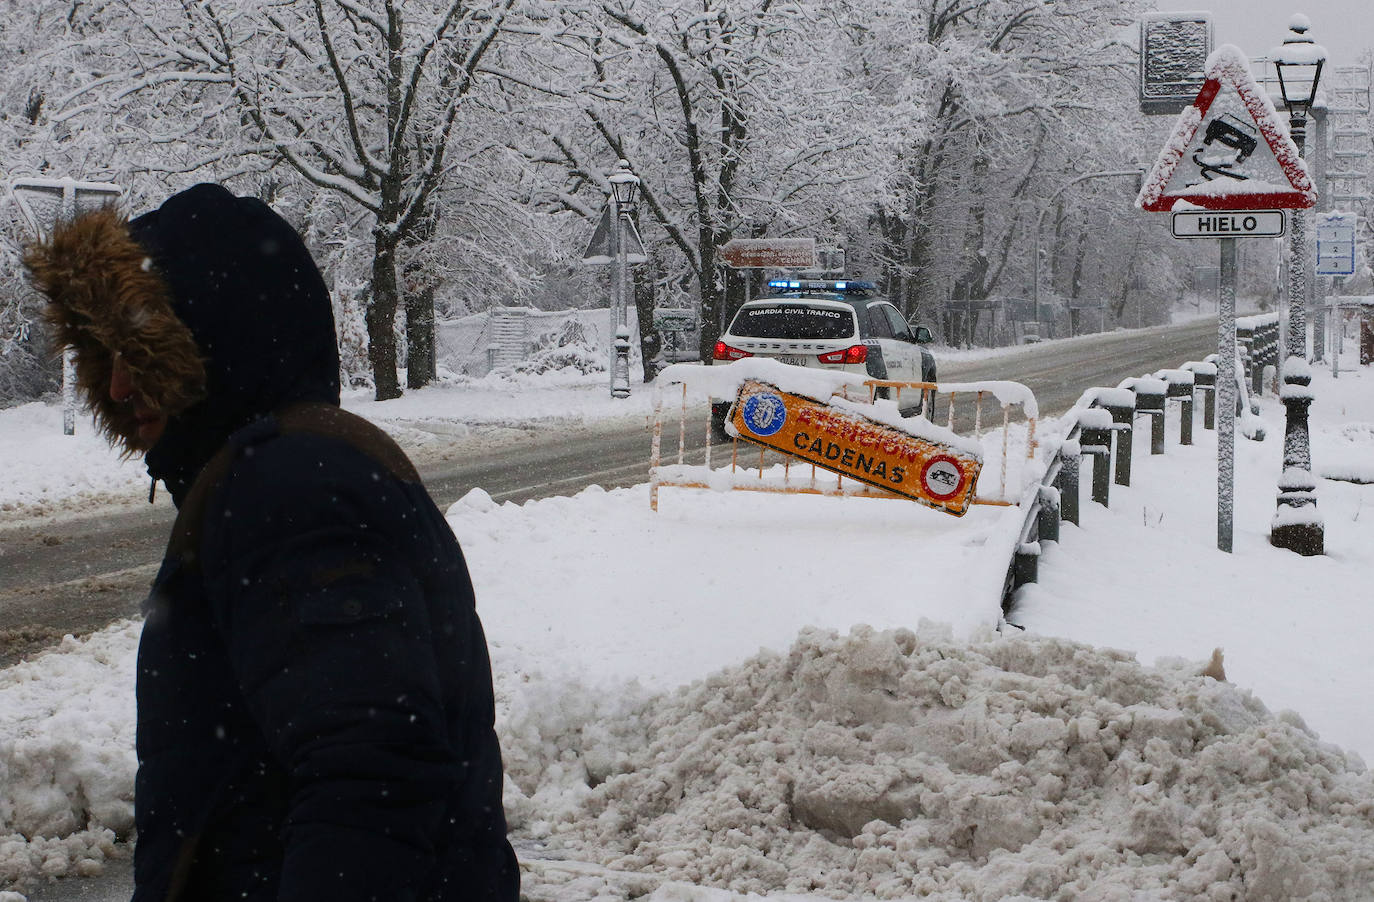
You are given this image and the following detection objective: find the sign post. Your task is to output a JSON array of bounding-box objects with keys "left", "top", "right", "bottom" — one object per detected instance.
[
  {"left": 1316, "top": 212, "right": 1358, "bottom": 378},
  {"left": 6, "top": 177, "right": 123, "bottom": 436},
  {"left": 1137, "top": 44, "right": 1315, "bottom": 553},
  {"left": 1217, "top": 237, "right": 1238, "bottom": 552},
  {"left": 582, "top": 171, "right": 647, "bottom": 398}
]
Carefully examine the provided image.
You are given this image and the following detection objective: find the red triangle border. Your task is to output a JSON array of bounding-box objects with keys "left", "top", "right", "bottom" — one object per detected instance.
[{"left": 1138, "top": 46, "right": 1316, "bottom": 213}]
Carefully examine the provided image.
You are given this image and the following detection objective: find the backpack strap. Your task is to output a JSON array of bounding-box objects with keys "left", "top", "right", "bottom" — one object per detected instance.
[{"left": 166, "top": 402, "right": 420, "bottom": 569}]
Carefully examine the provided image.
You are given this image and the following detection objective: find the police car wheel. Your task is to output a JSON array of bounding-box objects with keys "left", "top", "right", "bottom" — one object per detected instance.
[{"left": 710, "top": 402, "right": 731, "bottom": 442}]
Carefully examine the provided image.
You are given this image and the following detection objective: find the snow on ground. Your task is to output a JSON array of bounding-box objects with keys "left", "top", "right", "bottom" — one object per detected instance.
[{"left": 2, "top": 348, "right": 1374, "bottom": 899}]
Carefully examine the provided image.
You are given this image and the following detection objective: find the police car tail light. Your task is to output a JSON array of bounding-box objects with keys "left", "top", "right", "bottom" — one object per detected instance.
[
  {"left": 817, "top": 345, "right": 867, "bottom": 364},
  {"left": 713, "top": 341, "right": 753, "bottom": 361}
]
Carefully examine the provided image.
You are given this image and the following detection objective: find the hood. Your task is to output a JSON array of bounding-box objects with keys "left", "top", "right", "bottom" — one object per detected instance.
[{"left": 25, "top": 183, "right": 340, "bottom": 505}]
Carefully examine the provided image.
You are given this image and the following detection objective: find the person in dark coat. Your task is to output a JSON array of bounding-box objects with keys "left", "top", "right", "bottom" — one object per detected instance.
[{"left": 24, "top": 183, "right": 519, "bottom": 902}]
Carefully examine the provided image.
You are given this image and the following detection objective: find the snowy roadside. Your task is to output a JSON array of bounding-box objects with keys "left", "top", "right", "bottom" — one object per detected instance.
[{"left": 0, "top": 369, "right": 658, "bottom": 520}]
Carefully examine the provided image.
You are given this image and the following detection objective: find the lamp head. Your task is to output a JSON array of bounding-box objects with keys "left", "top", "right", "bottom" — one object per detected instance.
[
  {"left": 608, "top": 159, "right": 640, "bottom": 207},
  {"left": 1271, "top": 16, "right": 1326, "bottom": 116}
]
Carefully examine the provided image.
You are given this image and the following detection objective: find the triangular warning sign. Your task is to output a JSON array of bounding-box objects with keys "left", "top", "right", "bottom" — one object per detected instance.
[
  {"left": 1137, "top": 45, "right": 1315, "bottom": 213},
  {"left": 581, "top": 204, "right": 649, "bottom": 265}
]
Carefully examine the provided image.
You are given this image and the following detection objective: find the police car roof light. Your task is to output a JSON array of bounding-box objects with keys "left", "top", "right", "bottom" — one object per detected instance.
[{"left": 766, "top": 278, "right": 876, "bottom": 294}]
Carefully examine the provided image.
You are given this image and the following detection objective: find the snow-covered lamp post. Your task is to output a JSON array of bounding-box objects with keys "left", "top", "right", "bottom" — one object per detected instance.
[
  {"left": 1270, "top": 15, "right": 1326, "bottom": 555},
  {"left": 6, "top": 177, "right": 123, "bottom": 436},
  {"left": 608, "top": 160, "right": 640, "bottom": 399}
]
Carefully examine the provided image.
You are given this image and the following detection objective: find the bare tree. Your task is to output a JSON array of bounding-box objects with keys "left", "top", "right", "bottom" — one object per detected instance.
[
  {"left": 54, "top": 0, "right": 574, "bottom": 399},
  {"left": 530, "top": 0, "right": 876, "bottom": 360}
]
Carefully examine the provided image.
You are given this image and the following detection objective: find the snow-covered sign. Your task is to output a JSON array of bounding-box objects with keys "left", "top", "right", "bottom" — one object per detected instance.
[
  {"left": 581, "top": 203, "right": 648, "bottom": 265},
  {"left": 1315, "top": 211, "right": 1358, "bottom": 276},
  {"left": 6, "top": 177, "right": 123, "bottom": 239},
  {"left": 1137, "top": 45, "right": 1315, "bottom": 213},
  {"left": 652, "top": 307, "right": 697, "bottom": 331},
  {"left": 1139, "top": 13, "right": 1213, "bottom": 115},
  {"left": 720, "top": 237, "right": 816, "bottom": 269}
]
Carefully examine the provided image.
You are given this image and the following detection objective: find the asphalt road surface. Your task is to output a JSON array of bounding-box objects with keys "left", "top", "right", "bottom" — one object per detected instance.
[
  {"left": 2, "top": 317, "right": 1218, "bottom": 901},
  {"left": 0, "top": 318, "right": 1217, "bottom": 670}
]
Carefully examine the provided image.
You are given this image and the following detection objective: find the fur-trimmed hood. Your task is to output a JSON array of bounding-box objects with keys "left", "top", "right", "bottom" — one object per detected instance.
[
  {"left": 25, "top": 206, "right": 207, "bottom": 457},
  {"left": 24, "top": 184, "right": 340, "bottom": 505}
]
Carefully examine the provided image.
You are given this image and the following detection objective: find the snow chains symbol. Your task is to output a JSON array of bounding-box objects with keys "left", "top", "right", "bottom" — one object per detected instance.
[
  {"left": 922, "top": 457, "right": 963, "bottom": 499},
  {"left": 741, "top": 392, "right": 786, "bottom": 437}
]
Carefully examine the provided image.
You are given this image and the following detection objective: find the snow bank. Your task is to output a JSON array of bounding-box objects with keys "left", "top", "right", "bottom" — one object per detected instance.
[
  {"left": 0, "top": 624, "right": 138, "bottom": 886},
  {"left": 514, "top": 626, "right": 1374, "bottom": 901}
]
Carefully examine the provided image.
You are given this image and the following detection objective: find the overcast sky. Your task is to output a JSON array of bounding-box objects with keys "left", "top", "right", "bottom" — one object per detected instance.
[{"left": 1156, "top": 2, "right": 1374, "bottom": 67}]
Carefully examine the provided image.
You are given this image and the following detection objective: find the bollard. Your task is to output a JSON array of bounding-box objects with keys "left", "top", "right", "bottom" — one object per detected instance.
[
  {"left": 1188, "top": 362, "right": 1218, "bottom": 430},
  {"left": 1057, "top": 441, "right": 1081, "bottom": 526},
  {"left": 1129, "top": 378, "right": 1167, "bottom": 455},
  {"left": 1094, "top": 388, "right": 1136, "bottom": 487},
  {"left": 1237, "top": 323, "right": 1257, "bottom": 395},
  {"left": 1037, "top": 483, "right": 1061, "bottom": 544},
  {"left": 1258, "top": 319, "right": 1280, "bottom": 395},
  {"left": 1160, "top": 370, "right": 1196, "bottom": 447},
  {"left": 1077, "top": 408, "right": 1114, "bottom": 508},
  {"left": 1013, "top": 541, "right": 1039, "bottom": 591}
]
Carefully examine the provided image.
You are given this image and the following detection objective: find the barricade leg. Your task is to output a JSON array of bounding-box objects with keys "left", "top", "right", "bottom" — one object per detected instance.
[{"left": 1180, "top": 399, "right": 1193, "bottom": 446}]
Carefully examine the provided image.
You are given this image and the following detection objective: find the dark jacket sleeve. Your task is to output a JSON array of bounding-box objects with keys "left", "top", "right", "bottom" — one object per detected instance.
[{"left": 201, "top": 434, "right": 465, "bottom": 902}]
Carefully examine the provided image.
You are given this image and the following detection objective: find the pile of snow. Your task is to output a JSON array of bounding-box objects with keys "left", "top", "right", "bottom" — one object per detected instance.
[
  {"left": 513, "top": 626, "right": 1374, "bottom": 901},
  {"left": 0, "top": 624, "right": 138, "bottom": 885}
]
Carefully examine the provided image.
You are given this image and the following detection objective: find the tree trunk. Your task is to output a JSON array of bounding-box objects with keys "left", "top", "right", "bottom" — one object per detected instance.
[
  {"left": 1068, "top": 228, "right": 1089, "bottom": 336},
  {"left": 368, "top": 234, "right": 403, "bottom": 401},
  {"left": 633, "top": 265, "right": 661, "bottom": 383},
  {"left": 403, "top": 210, "right": 439, "bottom": 390},
  {"left": 405, "top": 283, "right": 436, "bottom": 389},
  {"left": 697, "top": 243, "right": 725, "bottom": 361}
]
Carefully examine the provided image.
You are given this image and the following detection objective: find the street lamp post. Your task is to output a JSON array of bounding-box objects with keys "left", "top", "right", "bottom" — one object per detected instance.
[
  {"left": 1034, "top": 169, "right": 1144, "bottom": 336},
  {"left": 1270, "top": 15, "right": 1326, "bottom": 555},
  {"left": 607, "top": 160, "right": 639, "bottom": 399},
  {"left": 6, "top": 177, "right": 123, "bottom": 435}
]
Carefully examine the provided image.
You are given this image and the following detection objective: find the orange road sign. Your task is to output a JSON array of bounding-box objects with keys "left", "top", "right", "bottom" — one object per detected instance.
[{"left": 729, "top": 379, "right": 982, "bottom": 515}]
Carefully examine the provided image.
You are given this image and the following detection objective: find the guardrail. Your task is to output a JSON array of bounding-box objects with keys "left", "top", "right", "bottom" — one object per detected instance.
[
  {"left": 1000, "top": 342, "right": 1267, "bottom": 617},
  {"left": 1237, "top": 313, "right": 1280, "bottom": 396}
]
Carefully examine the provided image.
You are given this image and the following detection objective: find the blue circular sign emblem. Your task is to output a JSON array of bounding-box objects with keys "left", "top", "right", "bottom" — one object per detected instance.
[{"left": 741, "top": 392, "right": 787, "bottom": 436}]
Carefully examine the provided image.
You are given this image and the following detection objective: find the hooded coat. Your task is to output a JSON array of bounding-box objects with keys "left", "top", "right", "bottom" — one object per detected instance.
[{"left": 25, "top": 184, "right": 518, "bottom": 902}]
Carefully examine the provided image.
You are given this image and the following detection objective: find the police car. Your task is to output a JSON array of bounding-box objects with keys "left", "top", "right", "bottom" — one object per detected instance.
[{"left": 710, "top": 279, "right": 937, "bottom": 434}]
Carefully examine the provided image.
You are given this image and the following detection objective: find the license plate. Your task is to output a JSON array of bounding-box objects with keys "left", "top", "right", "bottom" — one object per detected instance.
[{"left": 778, "top": 355, "right": 808, "bottom": 367}]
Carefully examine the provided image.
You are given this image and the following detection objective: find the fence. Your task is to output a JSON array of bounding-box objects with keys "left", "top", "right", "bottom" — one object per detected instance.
[
  {"left": 1001, "top": 336, "right": 1274, "bottom": 612},
  {"left": 435, "top": 306, "right": 639, "bottom": 377}
]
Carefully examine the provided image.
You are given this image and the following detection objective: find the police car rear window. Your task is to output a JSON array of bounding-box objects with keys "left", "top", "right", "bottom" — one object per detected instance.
[{"left": 729, "top": 304, "right": 856, "bottom": 340}]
